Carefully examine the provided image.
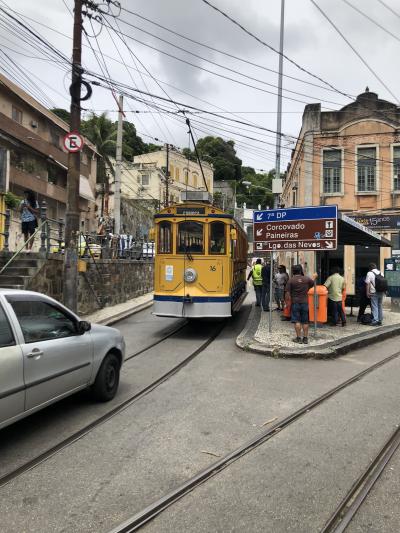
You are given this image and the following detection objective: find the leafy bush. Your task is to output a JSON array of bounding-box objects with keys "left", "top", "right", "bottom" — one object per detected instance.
[{"left": 4, "top": 191, "right": 21, "bottom": 210}]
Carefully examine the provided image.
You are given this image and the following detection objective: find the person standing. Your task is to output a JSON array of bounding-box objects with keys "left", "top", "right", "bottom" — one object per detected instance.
[
  {"left": 356, "top": 271, "right": 371, "bottom": 322},
  {"left": 274, "top": 265, "right": 289, "bottom": 311},
  {"left": 20, "top": 189, "right": 39, "bottom": 252},
  {"left": 261, "top": 259, "right": 271, "bottom": 312},
  {"left": 247, "top": 258, "right": 263, "bottom": 307},
  {"left": 286, "top": 264, "right": 316, "bottom": 344},
  {"left": 366, "top": 263, "right": 386, "bottom": 326},
  {"left": 324, "top": 267, "right": 346, "bottom": 326}
]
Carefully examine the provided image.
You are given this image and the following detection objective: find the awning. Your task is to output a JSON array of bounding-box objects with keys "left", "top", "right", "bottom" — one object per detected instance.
[
  {"left": 79, "top": 175, "right": 95, "bottom": 202},
  {"left": 338, "top": 213, "right": 391, "bottom": 247}
]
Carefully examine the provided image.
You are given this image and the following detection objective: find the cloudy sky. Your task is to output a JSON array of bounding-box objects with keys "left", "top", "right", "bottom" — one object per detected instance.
[{"left": 3, "top": 0, "right": 400, "bottom": 172}]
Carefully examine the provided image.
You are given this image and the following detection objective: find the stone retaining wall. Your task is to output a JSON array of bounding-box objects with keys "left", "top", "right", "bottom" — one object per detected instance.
[{"left": 28, "top": 255, "right": 154, "bottom": 315}]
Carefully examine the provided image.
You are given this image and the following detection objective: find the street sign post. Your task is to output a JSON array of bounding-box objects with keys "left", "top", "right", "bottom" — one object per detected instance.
[
  {"left": 253, "top": 205, "right": 338, "bottom": 337},
  {"left": 253, "top": 205, "right": 338, "bottom": 252},
  {"left": 63, "top": 131, "right": 84, "bottom": 153}
]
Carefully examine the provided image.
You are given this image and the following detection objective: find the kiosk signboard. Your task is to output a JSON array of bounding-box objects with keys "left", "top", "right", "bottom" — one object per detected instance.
[{"left": 384, "top": 257, "right": 400, "bottom": 298}]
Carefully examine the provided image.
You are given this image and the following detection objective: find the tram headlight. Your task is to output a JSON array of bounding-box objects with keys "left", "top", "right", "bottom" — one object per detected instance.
[{"left": 184, "top": 267, "right": 197, "bottom": 283}]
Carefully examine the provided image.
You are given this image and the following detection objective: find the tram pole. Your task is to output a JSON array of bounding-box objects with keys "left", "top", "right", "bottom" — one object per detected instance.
[
  {"left": 114, "top": 94, "right": 123, "bottom": 235},
  {"left": 269, "top": 251, "right": 274, "bottom": 333},
  {"left": 165, "top": 143, "right": 170, "bottom": 207},
  {"left": 273, "top": 0, "right": 285, "bottom": 209},
  {"left": 63, "top": 0, "right": 83, "bottom": 312}
]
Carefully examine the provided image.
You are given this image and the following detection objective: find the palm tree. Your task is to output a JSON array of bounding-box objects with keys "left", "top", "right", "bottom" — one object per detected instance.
[{"left": 81, "top": 112, "right": 117, "bottom": 217}]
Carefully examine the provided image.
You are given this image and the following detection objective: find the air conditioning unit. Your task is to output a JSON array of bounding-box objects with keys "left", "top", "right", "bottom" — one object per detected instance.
[{"left": 30, "top": 120, "right": 38, "bottom": 128}]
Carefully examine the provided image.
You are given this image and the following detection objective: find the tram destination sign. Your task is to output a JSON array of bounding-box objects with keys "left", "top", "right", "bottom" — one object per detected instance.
[{"left": 253, "top": 205, "right": 338, "bottom": 252}]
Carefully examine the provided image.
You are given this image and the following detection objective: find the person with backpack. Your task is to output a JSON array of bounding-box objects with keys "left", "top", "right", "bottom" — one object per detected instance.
[
  {"left": 366, "top": 262, "right": 387, "bottom": 326},
  {"left": 247, "top": 258, "right": 263, "bottom": 307}
]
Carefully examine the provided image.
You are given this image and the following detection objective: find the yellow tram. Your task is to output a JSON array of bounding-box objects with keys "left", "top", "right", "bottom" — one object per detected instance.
[{"left": 152, "top": 191, "right": 248, "bottom": 318}]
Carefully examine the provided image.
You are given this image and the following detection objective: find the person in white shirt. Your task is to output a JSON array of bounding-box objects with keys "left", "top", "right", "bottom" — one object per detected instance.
[{"left": 365, "top": 262, "right": 384, "bottom": 326}]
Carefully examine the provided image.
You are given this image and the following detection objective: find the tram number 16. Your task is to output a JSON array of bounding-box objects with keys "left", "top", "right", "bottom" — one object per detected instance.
[{"left": 210, "top": 265, "right": 216, "bottom": 271}]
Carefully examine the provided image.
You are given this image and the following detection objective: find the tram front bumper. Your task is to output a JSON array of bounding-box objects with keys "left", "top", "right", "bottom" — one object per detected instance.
[{"left": 153, "top": 296, "right": 232, "bottom": 318}]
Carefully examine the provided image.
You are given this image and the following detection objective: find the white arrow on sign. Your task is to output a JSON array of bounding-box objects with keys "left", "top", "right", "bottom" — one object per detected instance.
[
  {"left": 256, "top": 214, "right": 263, "bottom": 221},
  {"left": 325, "top": 241, "right": 334, "bottom": 248},
  {"left": 256, "top": 228, "right": 263, "bottom": 236}
]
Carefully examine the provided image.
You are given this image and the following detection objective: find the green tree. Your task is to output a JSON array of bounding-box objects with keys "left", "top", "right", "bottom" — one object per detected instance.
[
  {"left": 236, "top": 169, "right": 274, "bottom": 209},
  {"left": 195, "top": 136, "right": 242, "bottom": 181},
  {"left": 51, "top": 108, "right": 70, "bottom": 124}
]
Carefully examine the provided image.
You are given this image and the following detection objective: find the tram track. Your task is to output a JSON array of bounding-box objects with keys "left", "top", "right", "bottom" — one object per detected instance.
[
  {"left": 0, "top": 320, "right": 225, "bottom": 490},
  {"left": 321, "top": 424, "right": 400, "bottom": 532},
  {"left": 108, "top": 348, "right": 400, "bottom": 533},
  {"left": 124, "top": 320, "right": 188, "bottom": 361}
]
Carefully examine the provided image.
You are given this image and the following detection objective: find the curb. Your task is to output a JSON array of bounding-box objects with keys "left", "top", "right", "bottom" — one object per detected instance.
[
  {"left": 236, "top": 306, "right": 400, "bottom": 359},
  {"left": 87, "top": 296, "right": 153, "bottom": 327}
]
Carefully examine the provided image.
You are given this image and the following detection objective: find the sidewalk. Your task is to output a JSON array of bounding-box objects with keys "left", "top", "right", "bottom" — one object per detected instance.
[
  {"left": 237, "top": 305, "right": 400, "bottom": 358},
  {"left": 83, "top": 292, "right": 153, "bottom": 326}
]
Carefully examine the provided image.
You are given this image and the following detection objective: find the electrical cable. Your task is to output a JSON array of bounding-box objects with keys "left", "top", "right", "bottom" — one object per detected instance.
[
  {"left": 119, "top": 5, "right": 344, "bottom": 95},
  {"left": 310, "top": 0, "right": 399, "bottom": 104},
  {"left": 341, "top": 0, "right": 400, "bottom": 44},
  {"left": 103, "top": 12, "right": 345, "bottom": 107},
  {"left": 200, "top": 0, "right": 354, "bottom": 100},
  {"left": 376, "top": 0, "right": 400, "bottom": 20}
]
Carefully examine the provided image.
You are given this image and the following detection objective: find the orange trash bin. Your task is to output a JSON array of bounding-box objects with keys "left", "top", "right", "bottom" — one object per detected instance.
[
  {"left": 308, "top": 285, "right": 328, "bottom": 323},
  {"left": 283, "top": 299, "right": 291, "bottom": 320}
]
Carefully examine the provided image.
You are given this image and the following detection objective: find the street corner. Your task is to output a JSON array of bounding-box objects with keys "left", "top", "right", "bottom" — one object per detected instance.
[{"left": 236, "top": 303, "right": 400, "bottom": 359}]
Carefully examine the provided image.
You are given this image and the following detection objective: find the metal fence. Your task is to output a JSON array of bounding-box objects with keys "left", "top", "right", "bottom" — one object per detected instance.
[{"left": 0, "top": 201, "right": 155, "bottom": 261}]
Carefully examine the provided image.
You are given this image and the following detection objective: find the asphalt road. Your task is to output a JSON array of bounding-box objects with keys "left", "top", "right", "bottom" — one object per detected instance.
[{"left": 0, "top": 300, "right": 399, "bottom": 532}]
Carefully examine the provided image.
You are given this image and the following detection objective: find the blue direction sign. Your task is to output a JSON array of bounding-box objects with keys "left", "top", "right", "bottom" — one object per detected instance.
[{"left": 253, "top": 205, "right": 338, "bottom": 252}]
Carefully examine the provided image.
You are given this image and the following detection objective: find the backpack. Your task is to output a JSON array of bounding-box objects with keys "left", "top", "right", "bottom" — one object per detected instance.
[
  {"left": 372, "top": 272, "right": 388, "bottom": 293},
  {"left": 361, "top": 313, "right": 373, "bottom": 325}
]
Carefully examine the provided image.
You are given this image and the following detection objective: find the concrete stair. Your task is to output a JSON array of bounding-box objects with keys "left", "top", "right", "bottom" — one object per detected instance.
[{"left": 0, "top": 253, "right": 45, "bottom": 290}]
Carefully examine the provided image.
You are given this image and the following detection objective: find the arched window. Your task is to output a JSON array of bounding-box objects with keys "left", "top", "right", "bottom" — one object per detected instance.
[
  {"left": 158, "top": 221, "right": 172, "bottom": 254},
  {"left": 209, "top": 222, "right": 226, "bottom": 254}
]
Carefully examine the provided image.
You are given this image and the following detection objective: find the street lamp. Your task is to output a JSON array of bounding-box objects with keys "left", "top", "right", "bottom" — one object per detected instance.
[{"left": 242, "top": 181, "right": 273, "bottom": 193}]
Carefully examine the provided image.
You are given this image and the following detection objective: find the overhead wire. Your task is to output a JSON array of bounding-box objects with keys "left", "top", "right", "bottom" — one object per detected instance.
[
  {"left": 119, "top": 5, "right": 344, "bottom": 95},
  {"left": 376, "top": 0, "right": 400, "bottom": 19},
  {"left": 200, "top": 0, "right": 355, "bottom": 100},
  {"left": 104, "top": 16, "right": 178, "bottom": 144},
  {"left": 342, "top": 0, "right": 400, "bottom": 44},
  {"left": 103, "top": 11, "right": 346, "bottom": 107},
  {"left": 310, "top": 0, "right": 399, "bottom": 104}
]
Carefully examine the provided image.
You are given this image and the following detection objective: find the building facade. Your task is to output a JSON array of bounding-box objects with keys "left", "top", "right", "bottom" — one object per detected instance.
[
  {"left": 132, "top": 146, "right": 214, "bottom": 206},
  {"left": 0, "top": 73, "right": 99, "bottom": 250},
  {"left": 281, "top": 89, "right": 399, "bottom": 273}
]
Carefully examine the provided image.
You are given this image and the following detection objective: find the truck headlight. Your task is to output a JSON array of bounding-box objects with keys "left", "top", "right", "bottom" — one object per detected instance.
[{"left": 184, "top": 268, "right": 197, "bottom": 283}]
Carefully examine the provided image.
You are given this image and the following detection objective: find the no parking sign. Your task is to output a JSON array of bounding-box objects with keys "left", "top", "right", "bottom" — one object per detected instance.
[{"left": 63, "top": 132, "right": 84, "bottom": 152}]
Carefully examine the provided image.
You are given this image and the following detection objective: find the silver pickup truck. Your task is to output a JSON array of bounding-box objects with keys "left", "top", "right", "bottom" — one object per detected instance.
[{"left": 0, "top": 289, "right": 125, "bottom": 430}]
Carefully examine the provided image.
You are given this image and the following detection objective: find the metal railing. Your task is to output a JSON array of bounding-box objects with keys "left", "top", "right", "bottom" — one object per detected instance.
[
  {"left": 0, "top": 219, "right": 47, "bottom": 275},
  {"left": 0, "top": 199, "right": 155, "bottom": 276}
]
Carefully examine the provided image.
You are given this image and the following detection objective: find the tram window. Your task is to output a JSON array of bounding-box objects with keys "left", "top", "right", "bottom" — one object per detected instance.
[
  {"left": 158, "top": 221, "right": 172, "bottom": 254},
  {"left": 178, "top": 221, "right": 204, "bottom": 254},
  {"left": 209, "top": 222, "right": 226, "bottom": 254}
]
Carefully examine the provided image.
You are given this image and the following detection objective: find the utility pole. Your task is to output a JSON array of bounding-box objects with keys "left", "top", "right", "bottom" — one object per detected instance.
[
  {"left": 114, "top": 94, "right": 123, "bottom": 234},
  {"left": 63, "top": 0, "right": 83, "bottom": 312},
  {"left": 165, "top": 143, "right": 170, "bottom": 207},
  {"left": 273, "top": 0, "right": 285, "bottom": 209}
]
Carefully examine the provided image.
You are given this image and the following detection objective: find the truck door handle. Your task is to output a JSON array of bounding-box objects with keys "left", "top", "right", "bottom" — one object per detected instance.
[{"left": 26, "top": 349, "right": 44, "bottom": 359}]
